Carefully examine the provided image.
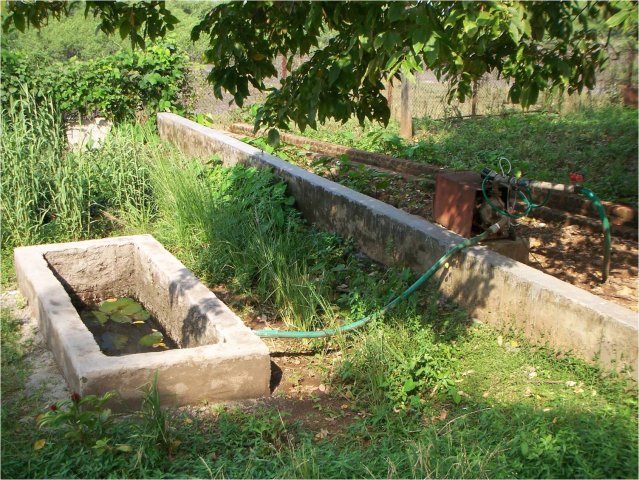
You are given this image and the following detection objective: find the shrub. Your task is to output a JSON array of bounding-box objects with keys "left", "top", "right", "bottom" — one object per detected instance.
[{"left": 1, "top": 42, "right": 189, "bottom": 121}]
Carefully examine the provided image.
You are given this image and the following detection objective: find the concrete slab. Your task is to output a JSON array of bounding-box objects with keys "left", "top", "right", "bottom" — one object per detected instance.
[
  {"left": 157, "top": 113, "right": 637, "bottom": 379},
  {"left": 483, "top": 237, "right": 529, "bottom": 264},
  {"left": 66, "top": 117, "right": 112, "bottom": 150},
  {"left": 14, "top": 235, "right": 271, "bottom": 409}
]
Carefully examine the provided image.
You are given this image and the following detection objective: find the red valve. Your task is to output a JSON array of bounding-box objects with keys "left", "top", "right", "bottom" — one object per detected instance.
[{"left": 569, "top": 172, "right": 584, "bottom": 183}]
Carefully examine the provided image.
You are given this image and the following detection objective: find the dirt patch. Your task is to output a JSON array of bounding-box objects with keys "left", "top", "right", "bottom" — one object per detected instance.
[{"left": 208, "top": 286, "right": 359, "bottom": 434}]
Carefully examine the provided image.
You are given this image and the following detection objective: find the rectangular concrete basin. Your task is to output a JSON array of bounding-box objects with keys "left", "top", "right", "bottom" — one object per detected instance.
[{"left": 14, "top": 235, "right": 271, "bottom": 409}]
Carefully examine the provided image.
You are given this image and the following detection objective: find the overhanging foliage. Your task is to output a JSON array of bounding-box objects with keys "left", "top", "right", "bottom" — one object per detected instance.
[{"left": 3, "top": 1, "right": 635, "bottom": 130}]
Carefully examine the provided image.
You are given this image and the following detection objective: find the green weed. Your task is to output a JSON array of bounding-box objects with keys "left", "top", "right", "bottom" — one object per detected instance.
[
  {"left": 37, "top": 391, "right": 117, "bottom": 446},
  {"left": 0, "top": 306, "right": 26, "bottom": 396},
  {"left": 1, "top": 92, "right": 157, "bottom": 249},
  {"left": 2, "top": 42, "right": 189, "bottom": 121},
  {"left": 151, "top": 156, "right": 342, "bottom": 331}
]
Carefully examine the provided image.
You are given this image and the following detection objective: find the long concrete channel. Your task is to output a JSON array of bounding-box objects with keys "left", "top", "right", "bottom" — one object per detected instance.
[{"left": 157, "top": 113, "right": 637, "bottom": 380}]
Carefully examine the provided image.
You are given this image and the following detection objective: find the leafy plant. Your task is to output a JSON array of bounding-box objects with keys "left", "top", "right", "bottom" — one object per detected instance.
[
  {"left": 1, "top": 41, "right": 189, "bottom": 121},
  {"left": 137, "top": 371, "right": 174, "bottom": 455},
  {"left": 96, "top": 298, "right": 150, "bottom": 324},
  {"left": 37, "top": 391, "right": 116, "bottom": 446},
  {"left": 151, "top": 157, "right": 340, "bottom": 331}
]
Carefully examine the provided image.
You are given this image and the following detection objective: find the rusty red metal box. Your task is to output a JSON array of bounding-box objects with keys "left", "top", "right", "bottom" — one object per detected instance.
[{"left": 433, "top": 171, "right": 481, "bottom": 238}]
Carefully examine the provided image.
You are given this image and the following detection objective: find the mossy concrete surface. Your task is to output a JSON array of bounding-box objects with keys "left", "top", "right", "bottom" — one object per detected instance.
[
  {"left": 157, "top": 112, "right": 637, "bottom": 380},
  {"left": 14, "top": 234, "right": 271, "bottom": 409}
]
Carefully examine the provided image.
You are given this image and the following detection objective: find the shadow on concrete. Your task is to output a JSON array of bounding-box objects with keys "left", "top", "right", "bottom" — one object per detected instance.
[
  {"left": 269, "top": 361, "right": 282, "bottom": 393},
  {"left": 168, "top": 267, "right": 228, "bottom": 347}
]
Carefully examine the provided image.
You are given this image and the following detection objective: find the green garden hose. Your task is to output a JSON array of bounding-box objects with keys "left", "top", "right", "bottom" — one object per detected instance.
[
  {"left": 480, "top": 174, "right": 550, "bottom": 219},
  {"left": 254, "top": 221, "right": 505, "bottom": 338},
  {"left": 575, "top": 186, "right": 611, "bottom": 282},
  {"left": 481, "top": 168, "right": 611, "bottom": 283}
]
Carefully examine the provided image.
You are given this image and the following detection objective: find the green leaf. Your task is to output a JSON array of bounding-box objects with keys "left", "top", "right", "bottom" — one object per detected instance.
[
  {"left": 520, "top": 441, "right": 529, "bottom": 456},
  {"left": 99, "top": 300, "right": 121, "bottom": 314},
  {"left": 450, "top": 388, "right": 462, "bottom": 404},
  {"left": 402, "top": 378, "right": 417, "bottom": 393},
  {"left": 120, "top": 302, "right": 142, "bottom": 316},
  {"left": 119, "top": 21, "right": 130, "bottom": 40},
  {"left": 13, "top": 13, "right": 25, "bottom": 33},
  {"left": 388, "top": 3, "right": 405, "bottom": 22},
  {"left": 605, "top": 10, "right": 630, "bottom": 28},
  {"left": 132, "top": 310, "right": 151, "bottom": 321},
  {"left": 328, "top": 64, "right": 341, "bottom": 86},
  {"left": 509, "top": 22, "right": 521, "bottom": 43},
  {"left": 463, "top": 19, "right": 478, "bottom": 37},
  {"left": 384, "top": 31, "right": 401, "bottom": 52},
  {"left": 476, "top": 11, "right": 492, "bottom": 26},
  {"left": 110, "top": 313, "right": 132, "bottom": 324},
  {"left": 139, "top": 331, "right": 164, "bottom": 347},
  {"left": 93, "top": 311, "right": 109, "bottom": 325}
]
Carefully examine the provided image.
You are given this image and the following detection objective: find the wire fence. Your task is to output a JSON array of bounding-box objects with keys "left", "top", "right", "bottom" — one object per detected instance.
[
  {"left": 387, "top": 45, "right": 637, "bottom": 121},
  {"left": 191, "top": 46, "right": 636, "bottom": 120}
]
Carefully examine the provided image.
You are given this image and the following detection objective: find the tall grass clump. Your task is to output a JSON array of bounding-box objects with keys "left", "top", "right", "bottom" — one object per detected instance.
[
  {"left": 1, "top": 88, "right": 65, "bottom": 246},
  {"left": 1, "top": 88, "right": 156, "bottom": 248},
  {"left": 152, "top": 157, "right": 336, "bottom": 330}
]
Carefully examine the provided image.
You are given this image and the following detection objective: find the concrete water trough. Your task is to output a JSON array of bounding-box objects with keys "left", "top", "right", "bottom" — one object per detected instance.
[
  {"left": 157, "top": 113, "right": 638, "bottom": 379},
  {"left": 14, "top": 235, "right": 271, "bottom": 409}
]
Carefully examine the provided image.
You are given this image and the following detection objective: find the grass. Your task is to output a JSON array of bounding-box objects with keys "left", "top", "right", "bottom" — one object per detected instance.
[
  {"left": 150, "top": 155, "right": 342, "bottom": 331},
  {"left": 271, "top": 105, "right": 637, "bottom": 206},
  {"left": 1, "top": 306, "right": 28, "bottom": 397},
  {"left": 0, "top": 89, "right": 156, "bottom": 249},
  {"left": 2, "top": 293, "right": 636, "bottom": 478},
  {"left": 1, "top": 98, "right": 636, "bottom": 478}
]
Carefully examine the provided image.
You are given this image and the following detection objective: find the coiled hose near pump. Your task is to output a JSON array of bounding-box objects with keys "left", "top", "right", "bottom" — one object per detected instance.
[
  {"left": 480, "top": 168, "right": 611, "bottom": 283},
  {"left": 254, "top": 220, "right": 506, "bottom": 339}
]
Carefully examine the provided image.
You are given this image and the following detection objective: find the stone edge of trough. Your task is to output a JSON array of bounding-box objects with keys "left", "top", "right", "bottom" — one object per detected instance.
[
  {"left": 157, "top": 113, "right": 638, "bottom": 380},
  {"left": 14, "top": 234, "right": 272, "bottom": 408}
]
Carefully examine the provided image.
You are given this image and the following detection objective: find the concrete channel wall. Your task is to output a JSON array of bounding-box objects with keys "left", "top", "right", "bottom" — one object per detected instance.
[{"left": 157, "top": 113, "right": 638, "bottom": 379}]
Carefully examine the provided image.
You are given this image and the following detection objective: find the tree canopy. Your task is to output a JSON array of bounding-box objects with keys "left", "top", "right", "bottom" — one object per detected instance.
[{"left": 3, "top": 1, "right": 636, "bottom": 131}]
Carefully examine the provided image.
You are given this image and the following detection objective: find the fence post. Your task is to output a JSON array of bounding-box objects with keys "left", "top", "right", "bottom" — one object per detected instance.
[
  {"left": 471, "top": 79, "right": 479, "bottom": 117},
  {"left": 399, "top": 75, "right": 412, "bottom": 140}
]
